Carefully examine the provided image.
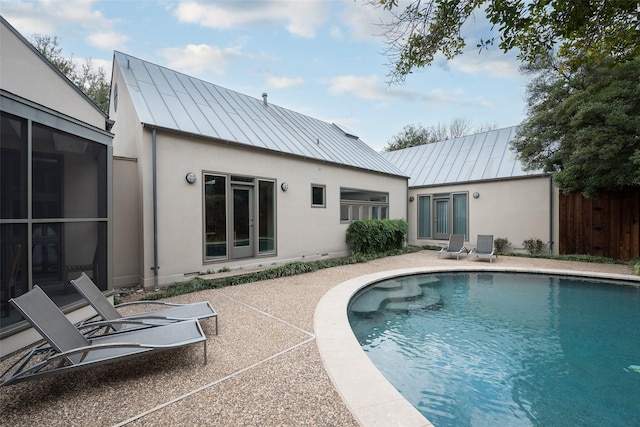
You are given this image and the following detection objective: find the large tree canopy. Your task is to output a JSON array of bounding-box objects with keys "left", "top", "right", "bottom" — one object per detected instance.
[
  {"left": 512, "top": 57, "right": 640, "bottom": 197},
  {"left": 370, "top": 0, "right": 640, "bottom": 83},
  {"left": 384, "top": 118, "right": 495, "bottom": 151}
]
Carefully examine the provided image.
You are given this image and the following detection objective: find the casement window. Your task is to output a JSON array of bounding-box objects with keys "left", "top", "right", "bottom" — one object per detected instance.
[
  {"left": 311, "top": 184, "right": 326, "bottom": 208},
  {"left": 417, "top": 192, "right": 468, "bottom": 239},
  {"left": 340, "top": 187, "right": 389, "bottom": 222},
  {"left": 204, "top": 174, "right": 276, "bottom": 261}
]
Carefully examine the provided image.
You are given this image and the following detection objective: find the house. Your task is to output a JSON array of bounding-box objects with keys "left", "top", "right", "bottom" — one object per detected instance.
[
  {"left": 0, "top": 16, "right": 113, "bottom": 352},
  {"left": 383, "top": 126, "right": 560, "bottom": 254},
  {"left": 108, "top": 51, "right": 409, "bottom": 289}
]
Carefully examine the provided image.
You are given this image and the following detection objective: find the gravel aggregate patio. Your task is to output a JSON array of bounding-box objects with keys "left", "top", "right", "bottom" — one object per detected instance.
[{"left": 0, "top": 250, "right": 635, "bottom": 426}]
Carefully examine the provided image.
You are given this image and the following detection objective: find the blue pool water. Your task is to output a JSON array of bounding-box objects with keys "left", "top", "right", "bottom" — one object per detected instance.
[{"left": 348, "top": 272, "right": 640, "bottom": 427}]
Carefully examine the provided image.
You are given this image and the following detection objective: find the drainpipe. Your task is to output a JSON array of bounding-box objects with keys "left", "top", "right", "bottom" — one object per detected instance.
[
  {"left": 152, "top": 127, "right": 159, "bottom": 291},
  {"left": 548, "top": 175, "right": 554, "bottom": 254}
]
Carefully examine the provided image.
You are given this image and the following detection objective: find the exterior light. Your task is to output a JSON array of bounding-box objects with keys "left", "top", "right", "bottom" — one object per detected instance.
[
  {"left": 473, "top": 192, "right": 480, "bottom": 199},
  {"left": 186, "top": 172, "right": 197, "bottom": 184},
  {"left": 281, "top": 182, "right": 289, "bottom": 191}
]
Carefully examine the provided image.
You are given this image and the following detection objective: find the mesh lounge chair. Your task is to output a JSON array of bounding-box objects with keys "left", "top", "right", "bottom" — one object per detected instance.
[
  {"left": 468, "top": 234, "right": 496, "bottom": 263},
  {"left": 0, "top": 286, "right": 207, "bottom": 387},
  {"left": 71, "top": 272, "right": 217, "bottom": 335},
  {"left": 437, "top": 234, "right": 467, "bottom": 260}
]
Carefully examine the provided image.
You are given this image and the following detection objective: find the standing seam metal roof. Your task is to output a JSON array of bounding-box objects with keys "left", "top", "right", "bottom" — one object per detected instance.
[
  {"left": 113, "top": 51, "right": 406, "bottom": 177},
  {"left": 382, "top": 126, "right": 547, "bottom": 188}
]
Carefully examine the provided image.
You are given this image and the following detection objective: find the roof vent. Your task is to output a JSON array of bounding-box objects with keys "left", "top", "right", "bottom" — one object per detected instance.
[{"left": 262, "top": 92, "right": 268, "bottom": 107}]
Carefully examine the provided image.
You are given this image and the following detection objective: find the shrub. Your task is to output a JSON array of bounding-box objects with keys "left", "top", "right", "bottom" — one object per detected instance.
[
  {"left": 346, "top": 219, "right": 408, "bottom": 254},
  {"left": 630, "top": 258, "right": 640, "bottom": 276},
  {"left": 523, "top": 238, "right": 547, "bottom": 255},
  {"left": 494, "top": 237, "right": 511, "bottom": 254}
]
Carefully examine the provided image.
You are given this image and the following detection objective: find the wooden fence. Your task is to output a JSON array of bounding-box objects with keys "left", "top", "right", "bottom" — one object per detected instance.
[{"left": 559, "top": 187, "right": 640, "bottom": 261}]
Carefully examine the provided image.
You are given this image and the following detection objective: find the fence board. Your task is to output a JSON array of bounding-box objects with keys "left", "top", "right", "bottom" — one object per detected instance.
[{"left": 559, "top": 187, "right": 640, "bottom": 261}]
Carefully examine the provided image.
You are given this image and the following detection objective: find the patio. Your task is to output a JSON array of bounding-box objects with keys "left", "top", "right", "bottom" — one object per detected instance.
[{"left": 0, "top": 250, "right": 634, "bottom": 426}]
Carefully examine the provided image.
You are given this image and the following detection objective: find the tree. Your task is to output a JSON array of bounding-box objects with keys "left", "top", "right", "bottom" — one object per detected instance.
[
  {"left": 367, "top": 0, "right": 640, "bottom": 83},
  {"left": 30, "top": 34, "right": 110, "bottom": 112},
  {"left": 511, "top": 56, "right": 640, "bottom": 197},
  {"left": 384, "top": 118, "right": 496, "bottom": 151}
]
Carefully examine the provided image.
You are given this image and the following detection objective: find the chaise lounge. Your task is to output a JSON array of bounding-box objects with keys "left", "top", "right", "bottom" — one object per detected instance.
[
  {"left": 437, "top": 234, "right": 467, "bottom": 260},
  {"left": 468, "top": 234, "right": 496, "bottom": 263},
  {"left": 0, "top": 286, "right": 207, "bottom": 386},
  {"left": 71, "top": 272, "right": 217, "bottom": 335}
]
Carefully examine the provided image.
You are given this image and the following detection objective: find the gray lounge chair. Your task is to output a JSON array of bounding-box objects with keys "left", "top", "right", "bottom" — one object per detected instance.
[
  {"left": 71, "top": 272, "right": 217, "bottom": 335},
  {"left": 437, "top": 234, "right": 467, "bottom": 260},
  {"left": 468, "top": 234, "right": 496, "bottom": 263},
  {"left": 0, "top": 286, "right": 206, "bottom": 386}
]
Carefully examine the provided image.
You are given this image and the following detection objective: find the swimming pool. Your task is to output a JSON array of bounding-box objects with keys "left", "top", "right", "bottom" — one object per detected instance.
[{"left": 348, "top": 272, "right": 640, "bottom": 427}]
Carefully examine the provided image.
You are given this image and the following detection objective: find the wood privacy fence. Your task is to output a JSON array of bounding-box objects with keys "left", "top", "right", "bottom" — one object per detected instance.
[{"left": 559, "top": 187, "right": 640, "bottom": 261}]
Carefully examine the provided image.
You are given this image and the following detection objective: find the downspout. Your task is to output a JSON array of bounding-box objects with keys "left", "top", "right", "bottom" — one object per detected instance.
[
  {"left": 548, "top": 175, "right": 554, "bottom": 254},
  {"left": 152, "top": 127, "right": 159, "bottom": 291}
]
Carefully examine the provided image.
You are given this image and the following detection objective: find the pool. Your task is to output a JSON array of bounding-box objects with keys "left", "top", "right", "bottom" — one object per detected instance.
[{"left": 347, "top": 271, "right": 640, "bottom": 427}]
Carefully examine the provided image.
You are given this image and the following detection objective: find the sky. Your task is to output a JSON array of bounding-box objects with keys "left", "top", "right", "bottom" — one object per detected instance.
[{"left": 1, "top": 0, "right": 531, "bottom": 152}]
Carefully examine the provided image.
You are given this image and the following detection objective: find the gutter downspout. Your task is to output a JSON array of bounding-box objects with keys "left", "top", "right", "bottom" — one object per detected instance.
[
  {"left": 549, "top": 175, "right": 554, "bottom": 254},
  {"left": 152, "top": 127, "right": 159, "bottom": 291}
]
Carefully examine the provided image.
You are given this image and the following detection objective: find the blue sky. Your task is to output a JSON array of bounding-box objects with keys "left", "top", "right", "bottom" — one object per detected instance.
[{"left": 1, "top": 0, "right": 530, "bottom": 151}]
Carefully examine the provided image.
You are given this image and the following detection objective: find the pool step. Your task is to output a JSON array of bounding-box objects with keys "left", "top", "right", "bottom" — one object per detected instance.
[{"left": 350, "top": 277, "right": 441, "bottom": 314}]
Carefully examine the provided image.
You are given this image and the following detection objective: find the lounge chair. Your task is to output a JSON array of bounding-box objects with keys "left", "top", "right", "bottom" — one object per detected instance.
[
  {"left": 0, "top": 286, "right": 207, "bottom": 386},
  {"left": 468, "top": 234, "right": 496, "bottom": 263},
  {"left": 71, "top": 272, "right": 217, "bottom": 335},
  {"left": 437, "top": 234, "right": 467, "bottom": 260}
]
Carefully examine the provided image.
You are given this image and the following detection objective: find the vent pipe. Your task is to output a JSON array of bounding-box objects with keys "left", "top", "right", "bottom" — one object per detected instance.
[{"left": 262, "top": 92, "right": 268, "bottom": 107}]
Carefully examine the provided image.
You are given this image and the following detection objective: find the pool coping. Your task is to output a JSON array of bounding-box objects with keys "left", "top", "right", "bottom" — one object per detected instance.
[{"left": 314, "top": 265, "right": 640, "bottom": 427}]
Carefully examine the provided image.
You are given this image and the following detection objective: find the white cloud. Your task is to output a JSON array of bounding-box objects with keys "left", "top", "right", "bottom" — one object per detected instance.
[
  {"left": 338, "top": 1, "right": 391, "bottom": 42},
  {"left": 326, "top": 75, "right": 417, "bottom": 101},
  {"left": 174, "top": 0, "right": 329, "bottom": 38},
  {"left": 266, "top": 75, "right": 304, "bottom": 89},
  {"left": 157, "top": 44, "right": 243, "bottom": 76},
  {"left": 1, "top": 0, "right": 129, "bottom": 50}
]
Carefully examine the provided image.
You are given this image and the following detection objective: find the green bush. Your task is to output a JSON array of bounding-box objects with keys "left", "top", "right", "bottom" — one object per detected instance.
[
  {"left": 346, "top": 219, "right": 408, "bottom": 254},
  {"left": 523, "top": 238, "right": 547, "bottom": 255},
  {"left": 630, "top": 258, "right": 640, "bottom": 275},
  {"left": 494, "top": 237, "right": 511, "bottom": 254}
]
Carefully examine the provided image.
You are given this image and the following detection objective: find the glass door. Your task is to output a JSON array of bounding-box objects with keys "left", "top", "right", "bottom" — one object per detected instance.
[
  {"left": 230, "top": 185, "right": 254, "bottom": 259},
  {"left": 433, "top": 197, "right": 450, "bottom": 240}
]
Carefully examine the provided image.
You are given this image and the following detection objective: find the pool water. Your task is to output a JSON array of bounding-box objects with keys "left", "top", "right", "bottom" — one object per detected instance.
[{"left": 348, "top": 272, "right": 640, "bottom": 427}]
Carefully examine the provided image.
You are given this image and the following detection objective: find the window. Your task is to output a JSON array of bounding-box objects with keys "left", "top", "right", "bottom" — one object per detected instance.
[
  {"left": 204, "top": 174, "right": 277, "bottom": 261},
  {"left": 258, "top": 180, "right": 275, "bottom": 253},
  {"left": 417, "top": 192, "right": 467, "bottom": 239},
  {"left": 418, "top": 195, "right": 431, "bottom": 238},
  {"left": 204, "top": 174, "right": 227, "bottom": 259},
  {"left": 0, "top": 107, "right": 110, "bottom": 332},
  {"left": 311, "top": 184, "right": 325, "bottom": 207},
  {"left": 340, "top": 188, "right": 389, "bottom": 222}
]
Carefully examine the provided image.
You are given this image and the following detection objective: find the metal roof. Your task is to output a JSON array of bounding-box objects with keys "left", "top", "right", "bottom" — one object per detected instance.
[
  {"left": 382, "top": 126, "right": 547, "bottom": 188},
  {"left": 113, "top": 51, "right": 406, "bottom": 177}
]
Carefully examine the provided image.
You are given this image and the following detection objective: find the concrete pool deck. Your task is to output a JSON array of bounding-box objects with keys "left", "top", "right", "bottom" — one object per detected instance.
[{"left": 1, "top": 250, "right": 637, "bottom": 426}]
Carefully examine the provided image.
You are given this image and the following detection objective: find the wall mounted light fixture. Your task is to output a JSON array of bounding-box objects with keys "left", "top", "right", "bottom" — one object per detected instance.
[
  {"left": 473, "top": 192, "right": 480, "bottom": 199},
  {"left": 186, "top": 172, "right": 197, "bottom": 184},
  {"left": 280, "top": 182, "right": 289, "bottom": 191},
  {"left": 409, "top": 196, "right": 415, "bottom": 202}
]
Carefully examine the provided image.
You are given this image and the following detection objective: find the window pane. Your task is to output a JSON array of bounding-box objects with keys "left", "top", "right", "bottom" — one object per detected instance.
[
  {"left": 32, "top": 123, "right": 107, "bottom": 219},
  {"left": 258, "top": 181, "right": 275, "bottom": 253},
  {"left": 452, "top": 193, "right": 468, "bottom": 237},
  {"left": 435, "top": 199, "right": 449, "bottom": 234},
  {"left": 0, "top": 113, "right": 28, "bottom": 219},
  {"left": 205, "top": 174, "right": 227, "bottom": 259},
  {"left": 418, "top": 195, "right": 431, "bottom": 238},
  {"left": 340, "top": 205, "right": 349, "bottom": 221},
  {"left": 371, "top": 206, "right": 379, "bottom": 219},
  {"left": 1, "top": 224, "right": 28, "bottom": 325},
  {"left": 312, "top": 185, "right": 325, "bottom": 206}
]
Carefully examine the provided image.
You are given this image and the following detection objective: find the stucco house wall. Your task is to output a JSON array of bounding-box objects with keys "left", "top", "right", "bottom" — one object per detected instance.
[
  {"left": 408, "top": 176, "right": 560, "bottom": 253},
  {"left": 108, "top": 52, "right": 408, "bottom": 289}
]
